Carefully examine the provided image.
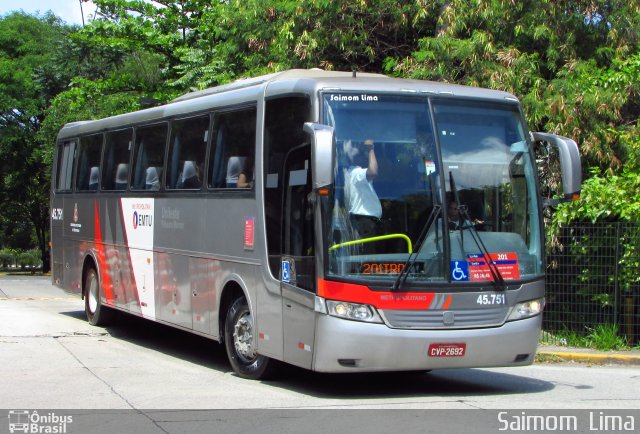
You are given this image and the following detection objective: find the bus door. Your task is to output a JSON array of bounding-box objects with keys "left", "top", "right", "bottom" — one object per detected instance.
[
  {"left": 51, "top": 140, "right": 77, "bottom": 287},
  {"left": 281, "top": 144, "right": 316, "bottom": 369}
]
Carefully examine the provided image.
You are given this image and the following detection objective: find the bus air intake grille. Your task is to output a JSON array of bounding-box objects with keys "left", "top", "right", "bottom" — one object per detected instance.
[{"left": 380, "top": 306, "right": 510, "bottom": 329}]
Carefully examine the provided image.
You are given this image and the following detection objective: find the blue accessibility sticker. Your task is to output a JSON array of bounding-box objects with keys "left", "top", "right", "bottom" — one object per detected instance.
[
  {"left": 450, "top": 260, "right": 469, "bottom": 281},
  {"left": 282, "top": 260, "right": 291, "bottom": 283}
]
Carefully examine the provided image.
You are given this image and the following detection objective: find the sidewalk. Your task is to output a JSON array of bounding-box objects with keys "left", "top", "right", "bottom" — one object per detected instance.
[{"left": 537, "top": 345, "right": 640, "bottom": 365}]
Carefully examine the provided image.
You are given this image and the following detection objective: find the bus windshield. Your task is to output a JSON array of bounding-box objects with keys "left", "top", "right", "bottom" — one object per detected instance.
[{"left": 323, "top": 93, "right": 542, "bottom": 286}]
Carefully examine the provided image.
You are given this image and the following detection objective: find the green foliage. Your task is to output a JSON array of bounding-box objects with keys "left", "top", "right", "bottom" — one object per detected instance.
[
  {"left": 387, "top": 3, "right": 640, "bottom": 331},
  {"left": 541, "top": 328, "right": 585, "bottom": 347},
  {"left": 554, "top": 170, "right": 640, "bottom": 225},
  {"left": 0, "top": 247, "right": 41, "bottom": 269},
  {"left": 38, "top": 78, "right": 140, "bottom": 166},
  {"left": 0, "top": 247, "right": 17, "bottom": 268},
  {"left": 544, "top": 325, "right": 630, "bottom": 351},
  {"left": 167, "top": 0, "right": 440, "bottom": 89},
  {"left": 587, "top": 324, "right": 629, "bottom": 351},
  {"left": 16, "top": 249, "right": 41, "bottom": 269},
  {"left": 0, "top": 1, "right": 639, "bottom": 297},
  {"left": 392, "top": 0, "right": 640, "bottom": 176},
  {"left": 0, "top": 12, "right": 71, "bottom": 271}
]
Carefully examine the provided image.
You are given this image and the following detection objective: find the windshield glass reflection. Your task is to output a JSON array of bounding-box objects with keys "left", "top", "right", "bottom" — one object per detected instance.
[{"left": 322, "top": 94, "right": 541, "bottom": 285}]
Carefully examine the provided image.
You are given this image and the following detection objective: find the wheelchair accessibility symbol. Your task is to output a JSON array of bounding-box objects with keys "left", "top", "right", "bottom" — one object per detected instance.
[
  {"left": 450, "top": 260, "right": 469, "bottom": 281},
  {"left": 282, "top": 260, "right": 291, "bottom": 283}
]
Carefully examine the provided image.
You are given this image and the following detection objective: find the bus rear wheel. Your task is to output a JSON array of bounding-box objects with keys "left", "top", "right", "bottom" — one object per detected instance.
[
  {"left": 84, "top": 267, "right": 113, "bottom": 326},
  {"left": 224, "top": 296, "right": 277, "bottom": 380}
]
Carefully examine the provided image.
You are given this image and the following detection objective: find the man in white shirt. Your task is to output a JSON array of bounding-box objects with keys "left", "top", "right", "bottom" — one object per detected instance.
[{"left": 343, "top": 139, "right": 382, "bottom": 237}]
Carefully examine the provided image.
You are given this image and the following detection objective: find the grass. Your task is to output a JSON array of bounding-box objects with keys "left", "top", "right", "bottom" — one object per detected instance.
[
  {"left": 0, "top": 270, "right": 48, "bottom": 276},
  {"left": 542, "top": 324, "right": 633, "bottom": 351},
  {"left": 534, "top": 353, "right": 565, "bottom": 363},
  {"left": 586, "top": 324, "right": 630, "bottom": 351}
]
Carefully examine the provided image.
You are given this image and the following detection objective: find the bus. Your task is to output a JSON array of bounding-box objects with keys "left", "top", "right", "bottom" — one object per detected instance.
[{"left": 50, "top": 69, "right": 581, "bottom": 379}]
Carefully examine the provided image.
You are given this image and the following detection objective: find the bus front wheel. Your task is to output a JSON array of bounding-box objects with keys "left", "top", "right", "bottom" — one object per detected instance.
[
  {"left": 224, "top": 296, "right": 277, "bottom": 380},
  {"left": 84, "top": 267, "right": 113, "bottom": 326}
]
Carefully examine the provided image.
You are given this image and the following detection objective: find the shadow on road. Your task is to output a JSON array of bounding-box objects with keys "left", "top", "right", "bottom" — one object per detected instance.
[
  {"left": 60, "top": 308, "right": 230, "bottom": 373},
  {"left": 60, "top": 308, "right": 555, "bottom": 399}
]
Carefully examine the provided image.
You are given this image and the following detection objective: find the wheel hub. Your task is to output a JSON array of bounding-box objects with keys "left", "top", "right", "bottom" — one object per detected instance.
[{"left": 233, "top": 313, "right": 256, "bottom": 361}]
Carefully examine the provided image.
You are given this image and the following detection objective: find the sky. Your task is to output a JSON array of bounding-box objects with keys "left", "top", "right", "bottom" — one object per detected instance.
[{"left": 0, "top": 0, "right": 98, "bottom": 25}]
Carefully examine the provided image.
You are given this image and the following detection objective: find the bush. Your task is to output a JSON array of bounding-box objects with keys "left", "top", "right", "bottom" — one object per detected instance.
[
  {"left": 17, "top": 249, "right": 41, "bottom": 269},
  {"left": 0, "top": 248, "right": 41, "bottom": 271},
  {"left": 0, "top": 248, "right": 18, "bottom": 268}
]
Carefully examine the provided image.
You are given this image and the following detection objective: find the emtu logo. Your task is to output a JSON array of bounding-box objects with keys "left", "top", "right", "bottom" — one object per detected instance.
[{"left": 133, "top": 210, "right": 152, "bottom": 230}]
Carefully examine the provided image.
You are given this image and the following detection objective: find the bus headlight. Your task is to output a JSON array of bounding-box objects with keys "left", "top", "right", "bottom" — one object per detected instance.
[
  {"left": 325, "top": 300, "right": 382, "bottom": 323},
  {"left": 508, "top": 298, "right": 545, "bottom": 321}
]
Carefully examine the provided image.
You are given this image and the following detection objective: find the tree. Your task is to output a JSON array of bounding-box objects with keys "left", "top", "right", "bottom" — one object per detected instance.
[
  {"left": 0, "top": 12, "right": 72, "bottom": 272},
  {"left": 2, "top": 0, "right": 638, "bottom": 276},
  {"left": 83, "top": 0, "right": 442, "bottom": 90},
  {"left": 391, "top": 0, "right": 640, "bottom": 174}
]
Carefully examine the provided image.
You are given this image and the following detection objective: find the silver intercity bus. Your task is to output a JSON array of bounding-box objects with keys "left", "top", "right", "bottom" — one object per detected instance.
[{"left": 50, "top": 69, "right": 581, "bottom": 379}]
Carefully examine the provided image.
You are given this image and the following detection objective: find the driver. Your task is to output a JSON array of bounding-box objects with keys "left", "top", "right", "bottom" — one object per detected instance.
[{"left": 343, "top": 139, "right": 382, "bottom": 237}]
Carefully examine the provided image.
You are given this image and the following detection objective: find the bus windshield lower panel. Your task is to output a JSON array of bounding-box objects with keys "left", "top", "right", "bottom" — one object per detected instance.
[{"left": 322, "top": 94, "right": 542, "bottom": 286}]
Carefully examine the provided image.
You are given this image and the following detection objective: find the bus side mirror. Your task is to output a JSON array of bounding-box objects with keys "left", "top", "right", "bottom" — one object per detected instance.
[
  {"left": 303, "top": 122, "right": 335, "bottom": 190},
  {"left": 532, "top": 132, "right": 582, "bottom": 206}
]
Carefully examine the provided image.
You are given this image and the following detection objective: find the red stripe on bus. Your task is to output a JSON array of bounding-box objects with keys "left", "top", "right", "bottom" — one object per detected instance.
[
  {"left": 93, "top": 201, "right": 114, "bottom": 301},
  {"left": 442, "top": 294, "right": 452, "bottom": 309},
  {"left": 119, "top": 198, "right": 141, "bottom": 307},
  {"left": 317, "top": 279, "right": 435, "bottom": 310}
]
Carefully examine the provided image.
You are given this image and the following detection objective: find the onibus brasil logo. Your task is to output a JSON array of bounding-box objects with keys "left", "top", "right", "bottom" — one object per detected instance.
[{"left": 8, "top": 410, "right": 72, "bottom": 433}]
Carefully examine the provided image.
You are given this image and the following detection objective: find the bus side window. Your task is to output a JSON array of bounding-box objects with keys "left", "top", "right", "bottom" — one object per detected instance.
[
  {"left": 208, "top": 107, "right": 256, "bottom": 189},
  {"left": 102, "top": 129, "right": 133, "bottom": 191},
  {"left": 75, "top": 134, "right": 103, "bottom": 192},
  {"left": 226, "top": 156, "right": 245, "bottom": 188},
  {"left": 167, "top": 115, "right": 209, "bottom": 190},
  {"left": 145, "top": 166, "right": 161, "bottom": 190},
  {"left": 55, "top": 140, "right": 77, "bottom": 192},
  {"left": 114, "top": 164, "right": 129, "bottom": 191},
  {"left": 131, "top": 123, "right": 168, "bottom": 190}
]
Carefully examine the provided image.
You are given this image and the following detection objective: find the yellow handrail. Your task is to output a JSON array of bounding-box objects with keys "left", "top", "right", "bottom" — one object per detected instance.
[{"left": 329, "top": 233, "right": 413, "bottom": 253}]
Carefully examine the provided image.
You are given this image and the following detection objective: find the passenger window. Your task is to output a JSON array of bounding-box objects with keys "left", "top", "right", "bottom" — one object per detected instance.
[
  {"left": 102, "top": 129, "right": 133, "bottom": 191},
  {"left": 167, "top": 115, "right": 210, "bottom": 190},
  {"left": 208, "top": 107, "right": 256, "bottom": 189},
  {"left": 75, "top": 134, "right": 103, "bottom": 191},
  {"left": 55, "top": 140, "right": 77, "bottom": 192},
  {"left": 131, "top": 123, "right": 168, "bottom": 190}
]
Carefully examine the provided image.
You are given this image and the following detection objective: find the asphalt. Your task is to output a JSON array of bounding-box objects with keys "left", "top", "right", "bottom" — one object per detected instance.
[{"left": 537, "top": 345, "right": 640, "bottom": 365}]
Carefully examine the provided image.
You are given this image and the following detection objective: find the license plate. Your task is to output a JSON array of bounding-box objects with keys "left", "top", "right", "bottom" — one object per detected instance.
[{"left": 428, "top": 343, "right": 466, "bottom": 357}]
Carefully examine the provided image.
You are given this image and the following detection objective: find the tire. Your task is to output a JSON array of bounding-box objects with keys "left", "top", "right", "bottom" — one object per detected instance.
[
  {"left": 84, "top": 267, "right": 114, "bottom": 326},
  {"left": 224, "top": 296, "right": 277, "bottom": 380}
]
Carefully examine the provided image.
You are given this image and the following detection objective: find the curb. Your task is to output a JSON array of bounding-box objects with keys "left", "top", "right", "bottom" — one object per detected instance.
[{"left": 536, "top": 350, "right": 640, "bottom": 365}]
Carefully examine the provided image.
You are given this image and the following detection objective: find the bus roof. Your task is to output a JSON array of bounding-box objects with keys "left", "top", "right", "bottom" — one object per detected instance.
[
  {"left": 171, "top": 69, "right": 388, "bottom": 103},
  {"left": 56, "top": 69, "right": 520, "bottom": 141}
]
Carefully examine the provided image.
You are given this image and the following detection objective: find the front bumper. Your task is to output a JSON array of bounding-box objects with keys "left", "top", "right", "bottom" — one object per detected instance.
[{"left": 312, "top": 314, "right": 541, "bottom": 372}]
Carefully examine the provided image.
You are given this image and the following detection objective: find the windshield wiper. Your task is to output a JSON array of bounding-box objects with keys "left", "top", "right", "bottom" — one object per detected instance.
[
  {"left": 449, "top": 171, "right": 507, "bottom": 290},
  {"left": 457, "top": 204, "right": 507, "bottom": 290},
  {"left": 392, "top": 204, "right": 441, "bottom": 291}
]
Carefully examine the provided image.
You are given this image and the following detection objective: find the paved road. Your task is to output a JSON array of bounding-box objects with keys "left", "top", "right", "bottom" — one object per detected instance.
[{"left": 1, "top": 275, "right": 639, "bottom": 411}]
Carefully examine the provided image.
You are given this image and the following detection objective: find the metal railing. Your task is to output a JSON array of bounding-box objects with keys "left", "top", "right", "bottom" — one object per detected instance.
[{"left": 543, "top": 222, "right": 640, "bottom": 346}]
